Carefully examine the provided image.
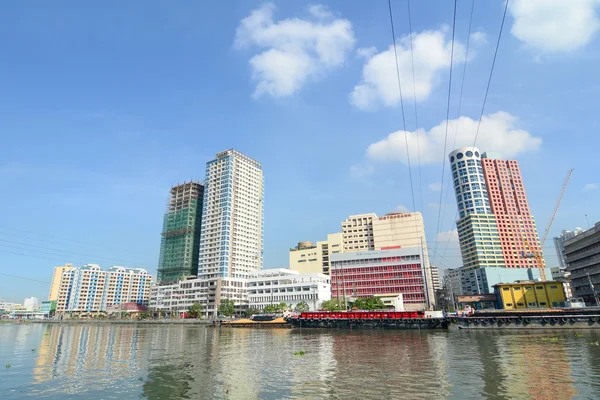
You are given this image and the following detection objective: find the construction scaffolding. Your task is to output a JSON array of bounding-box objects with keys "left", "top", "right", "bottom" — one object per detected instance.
[{"left": 157, "top": 182, "right": 204, "bottom": 284}]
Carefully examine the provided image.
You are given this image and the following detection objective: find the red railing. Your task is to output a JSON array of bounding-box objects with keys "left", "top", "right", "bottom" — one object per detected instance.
[{"left": 299, "top": 311, "right": 422, "bottom": 320}]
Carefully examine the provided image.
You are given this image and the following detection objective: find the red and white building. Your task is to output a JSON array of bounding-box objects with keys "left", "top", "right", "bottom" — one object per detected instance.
[{"left": 330, "top": 247, "right": 428, "bottom": 311}]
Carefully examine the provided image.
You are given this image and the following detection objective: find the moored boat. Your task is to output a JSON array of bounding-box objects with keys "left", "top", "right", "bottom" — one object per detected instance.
[
  {"left": 285, "top": 311, "right": 448, "bottom": 330},
  {"left": 453, "top": 307, "right": 600, "bottom": 329}
]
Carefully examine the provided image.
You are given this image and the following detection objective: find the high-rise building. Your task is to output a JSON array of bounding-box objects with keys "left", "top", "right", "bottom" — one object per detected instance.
[
  {"left": 198, "top": 149, "right": 264, "bottom": 280},
  {"left": 48, "top": 263, "right": 72, "bottom": 301},
  {"left": 553, "top": 228, "right": 584, "bottom": 269},
  {"left": 289, "top": 233, "right": 343, "bottom": 275},
  {"left": 341, "top": 213, "right": 376, "bottom": 252},
  {"left": 430, "top": 266, "right": 441, "bottom": 291},
  {"left": 449, "top": 147, "right": 544, "bottom": 271},
  {"left": 56, "top": 264, "right": 151, "bottom": 314},
  {"left": 564, "top": 221, "right": 600, "bottom": 306},
  {"left": 157, "top": 182, "right": 204, "bottom": 284}
]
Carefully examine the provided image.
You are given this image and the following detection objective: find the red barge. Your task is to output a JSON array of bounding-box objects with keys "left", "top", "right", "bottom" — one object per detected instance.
[{"left": 285, "top": 311, "right": 448, "bottom": 330}]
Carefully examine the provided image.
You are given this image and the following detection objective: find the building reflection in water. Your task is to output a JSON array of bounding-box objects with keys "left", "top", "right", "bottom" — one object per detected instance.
[
  {"left": 33, "top": 324, "right": 146, "bottom": 395},
  {"left": 470, "top": 331, "right": 578, "bottom": 400}
]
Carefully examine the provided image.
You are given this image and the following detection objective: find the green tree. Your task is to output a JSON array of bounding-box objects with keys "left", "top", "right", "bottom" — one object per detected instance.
[
  {"left": 244, "top": 308, "right": 260, "bottom": 317},
  {"left": 218, "top": 299, "right": 236, "bottom": 317},
  {"left": 365, "top": 296, "right": 385, "bottom": 310},
  {"left": 351, "top": 296, "right": 385, "bottom": 310},
  {"left": 279, "top": 302, "right": 289, "bottom": 312},
  {"left": 263, "top": 304, "right": 277, "bottom": 313},
  {"left": 187, "top": 302, "right": 204, "bottom": 319},
  {"left": 321, "top": 298, "right": 346, "bottom": 311},
  {"left": 294, "top": 301, "right": 310, "bottom": 313}
]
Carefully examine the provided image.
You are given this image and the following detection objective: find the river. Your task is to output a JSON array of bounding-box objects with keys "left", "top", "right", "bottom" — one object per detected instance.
[{"left": 1, "top": 323, "right": 600, "bottom": 399}]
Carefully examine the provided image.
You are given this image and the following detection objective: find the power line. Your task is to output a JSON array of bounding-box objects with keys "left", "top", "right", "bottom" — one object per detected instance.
[
  {"left": 0, "top": 238, "right": 156, "bottom": 269},
  {"left": 472, "top": 0, "right": 510, "bottom": 148},
  {"left": 387, "top": 0, "right": 416, "bottom": 213},
  {"left": 0, "top": 271, "right": 50, "bottom": 284},
  {"left": 436, "top": 0, "right": 475, "bottom": 267},
  {"left": 432, "top": 0, "right": 458, "bottom": 265},
  {"left": 406, "top": 0, "right": 423, "bottom": 212}
]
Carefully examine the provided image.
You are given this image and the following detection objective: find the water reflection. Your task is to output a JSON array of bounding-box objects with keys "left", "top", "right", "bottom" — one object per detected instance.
[{"left": 0, "top": 324, "right": 598, "bottom": 399}]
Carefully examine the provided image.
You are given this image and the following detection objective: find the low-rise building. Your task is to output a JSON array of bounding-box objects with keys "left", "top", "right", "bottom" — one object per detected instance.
[
  {"left": 247, "top": 269, "right": 330, "bottom": 312},
  {"left": 23, "top": 297, "right": 41, "bottom": 311},
  {"left": 564, "top": 222, "right": 600, "bottom": 306},
  {"left": 494, "top": 281, "right": 566, "bottom": 310},
  {"left": 56, "top": 264, "right": 152, "bottom": 315},
  {"left": 149, "top": 276, "right": 247, "bottom": 317},
  {"left": 331, "top": 247, "right": 428, "bottom": 311},
  {"left": 40, "top": 300, "right": 57, "bottom": 318}
]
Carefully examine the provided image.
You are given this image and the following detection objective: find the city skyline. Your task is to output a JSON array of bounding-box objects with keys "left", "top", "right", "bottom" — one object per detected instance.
[{"left": 2, "top": 1, "right": 600, "bottom": 301}]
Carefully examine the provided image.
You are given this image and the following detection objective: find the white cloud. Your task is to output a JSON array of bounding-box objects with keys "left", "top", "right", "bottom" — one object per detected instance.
[
  {"left": 428, "top": 182, "right": 442, "bottom": 192},
  {"left": 435, "top": 229, "right": 458, "bottom": 244},
  {"left": 394, "top": 204, "right": 409, "bottom": 213},
  {"left": 584, "top": 183, "right": 598, "bottom": 190},
  {"left": 365, "top": 111, "right": 542, "bottom": 165},
  {"left": 470, "top": 31, "right": 487, "bottom": 46},
  {"left": 350, "top": 28, "right": 473, "bottom": 110},
  {"left": 235, "top": 3, "right": 355, "bottom": 98},
  {"left": 356, "top": 46, "right": 377, "bottom": 59},
  {"left": 510, "top": 0, "right": 600, "bottom": 53},
  {"left": 308, "top": 4, "right": 333, "bottom": 19}
]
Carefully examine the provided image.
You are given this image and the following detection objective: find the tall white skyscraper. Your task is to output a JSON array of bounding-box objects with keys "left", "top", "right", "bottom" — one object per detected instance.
[{"left": 198, "top": 149, "right": 264, "bottom": 279}]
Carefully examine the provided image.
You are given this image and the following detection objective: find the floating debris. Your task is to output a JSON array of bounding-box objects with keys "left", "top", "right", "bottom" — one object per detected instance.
[
  {"left": 5, "top": 364, "right": 10, "bottom": 369},
  {"left": 293, "top": 350, "right": 305, "bottom": 356}
]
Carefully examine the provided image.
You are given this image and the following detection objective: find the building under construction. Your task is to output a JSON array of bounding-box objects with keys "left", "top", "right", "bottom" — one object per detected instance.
[{"left": 157, "top": 181, "right": 204, "bottom": 284}]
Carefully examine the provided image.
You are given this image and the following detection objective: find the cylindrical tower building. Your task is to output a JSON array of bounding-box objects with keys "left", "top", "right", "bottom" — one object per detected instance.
[{"left": 448, "top": 147, "right": 490, "bottom": 218}]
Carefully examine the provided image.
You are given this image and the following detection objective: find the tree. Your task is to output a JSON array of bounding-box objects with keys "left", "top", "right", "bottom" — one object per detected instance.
[
  {"left": 365, "top": 296, "right": 385, "bottom": 310},
  {"left": 321, "top": 298, "right": 346, "bottom": 311},
  {"left": 187, "top": 302, "right": 204, "bottom": 319},
  {"left": 244, "top": 308, "right": 260, "bottom": 317},
  {"left": 294, "top": 301, "right": 310, "bottom": 313},
  {"left": 352, "top": 296, "right": 385, "bottom": 310},
  {"left": 279, "top": 302, "right": 289, "bottom": 312},
  {"left": 218, "top": 299, "right": 235, "bottom": 317}
]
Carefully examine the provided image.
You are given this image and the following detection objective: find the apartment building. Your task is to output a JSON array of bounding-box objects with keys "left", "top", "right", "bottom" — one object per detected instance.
[
  {"left": 198, "top": 149, "right": 264, "bottom": 280},
  {"left": 564, "top": 222, "right": 600, "bottom": 306},
  {"left": 48, "top": 263, "right": 72, "bottom": 301},
  {"left": 56, "top": 264, "right": 151, "bottom": 314}
]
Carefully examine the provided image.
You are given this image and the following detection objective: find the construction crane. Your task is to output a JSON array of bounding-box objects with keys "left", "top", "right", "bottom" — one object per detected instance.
[{"left": 522, "top": 168, "right": 574, "bottom": 281}]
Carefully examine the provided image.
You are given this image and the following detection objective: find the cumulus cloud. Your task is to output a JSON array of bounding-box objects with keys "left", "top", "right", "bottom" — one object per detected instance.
[
  {"left": 365, "top": 111, "right": 542, "bottom": 165},
  {"left": 235, "top": 3, "right": 355, "bottom": 98},
  {"left": 510, "top": 0, "right": 600, "bottom": 53},
  {"left": 350, "top": 28, "right": 476, "bottom": 110},
  {"left": 428, "top": 182, "right": 442, "bottom": 192},
  {"left": 584, "top": 183, "right": 598, "bottom": 190}
]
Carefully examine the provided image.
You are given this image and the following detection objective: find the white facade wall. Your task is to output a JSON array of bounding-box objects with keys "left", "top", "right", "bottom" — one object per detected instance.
[
  {"left": 247, "top": 269, "right": 330, "bottom": 312},
  {"left": 149, "top": 276, "right": 247, "bottom": 317},
  {"left": 199, "top": 149, "right": 264, "bottom": 280},
  {"left": 23, "top": 297, "right": 41, "bottom": 311}
]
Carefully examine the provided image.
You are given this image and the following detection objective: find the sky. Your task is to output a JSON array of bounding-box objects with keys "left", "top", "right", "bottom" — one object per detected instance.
[{"left": 1, "top": 0, "right": 599, "bottom": 302}]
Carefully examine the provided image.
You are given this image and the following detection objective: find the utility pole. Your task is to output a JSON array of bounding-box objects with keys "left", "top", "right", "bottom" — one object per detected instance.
[{"left": 587, "top": 273, "right": 600, "bottom": 307}]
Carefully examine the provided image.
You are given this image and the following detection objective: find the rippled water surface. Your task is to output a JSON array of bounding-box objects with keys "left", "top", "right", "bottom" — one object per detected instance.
[{"left": 1, "top": 323, "right": 600, "bottom": 399}]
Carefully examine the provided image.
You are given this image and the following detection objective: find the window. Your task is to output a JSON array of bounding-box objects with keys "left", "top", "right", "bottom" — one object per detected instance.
[
  {"left": 503, "top": 287, "right": 510, "bottom": 291},
  {"left": 506, "top": 303, "right": 513, "bottom": 307},
  {"left": 466, "top": 151, "right": 473, "bottom": 157},
  {"left": 457, "top": 152, "right": 464, "bottom": 159}
]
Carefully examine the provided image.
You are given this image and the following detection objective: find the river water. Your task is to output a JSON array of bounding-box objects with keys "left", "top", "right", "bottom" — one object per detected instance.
[{"left": 1, "top": 323, "right": 600, "bottom": 399}]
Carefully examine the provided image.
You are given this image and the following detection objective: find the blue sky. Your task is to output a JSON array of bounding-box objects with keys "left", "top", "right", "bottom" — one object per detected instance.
[{"left": 1, "top": 0, "right": 599, "bottom": 301}]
